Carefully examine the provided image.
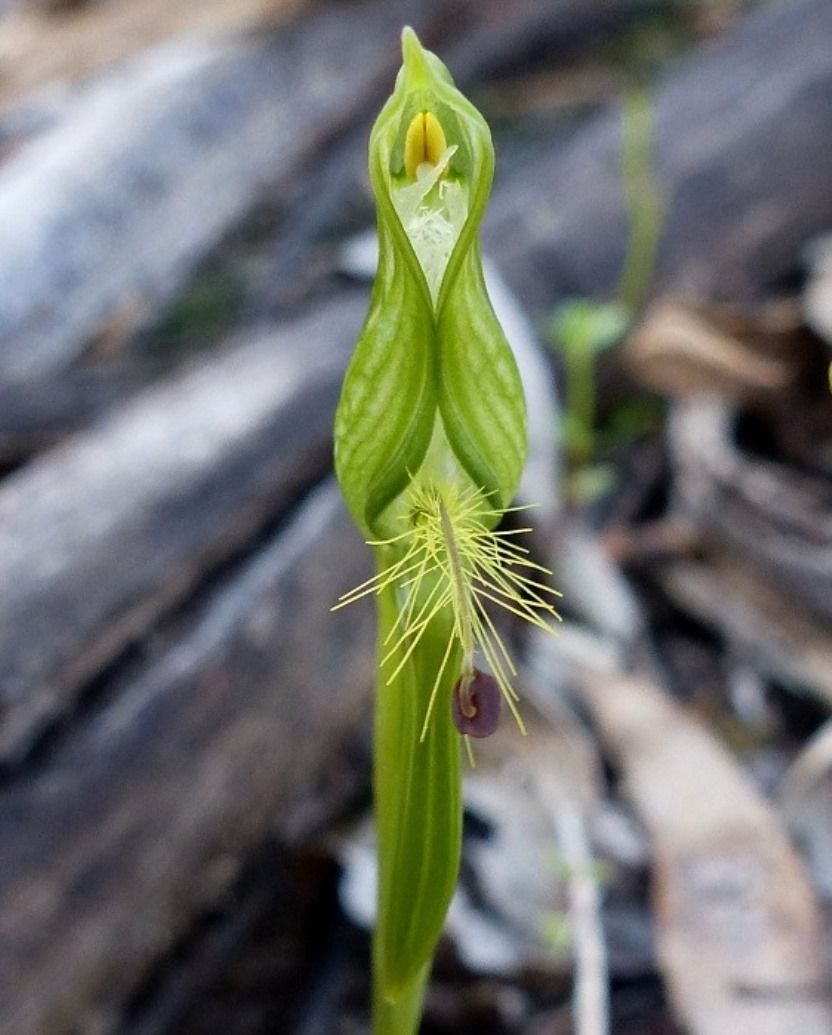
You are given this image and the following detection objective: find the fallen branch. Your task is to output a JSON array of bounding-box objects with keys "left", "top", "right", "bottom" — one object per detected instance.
[
  {"left": 0, "top": 293, "right": 364, "bottom": 763},
  {"left": 0, "top": 0, "right": 415, "bottom": 384},
  {"left": 0, "top": 481, "right": 373, "bottom": 1035},
  {"left": 486, "top": 0, "right": 832, "bottom": 310}
]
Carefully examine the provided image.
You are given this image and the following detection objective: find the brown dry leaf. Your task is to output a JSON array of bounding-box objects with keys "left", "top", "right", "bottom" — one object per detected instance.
[
  {"left": 780, "top": 719, "right": 832, "bottom": 900},
  {"left": 624, "top": 297, "right": 808, "bottom": 402},
  {"left": 660, "top": 552, "right": 832, "bottom": 711},
  {"left": 0, "top": 0, "right": 305, "bottom": 105},
  {"left": 669, "top": 399, "right": 832, "bottom": 623},
  {"left": 575, "top": 667, "right": 832, "bottom": 1035}
]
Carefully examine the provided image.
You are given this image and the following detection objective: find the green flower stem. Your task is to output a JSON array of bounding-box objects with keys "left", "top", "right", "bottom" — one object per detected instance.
[
  {"left": 373, "top": 962, "right": 428, "bottom": 1035},
  {"left": 373, "top": 568, "right": 462, "bottom": 1014}
]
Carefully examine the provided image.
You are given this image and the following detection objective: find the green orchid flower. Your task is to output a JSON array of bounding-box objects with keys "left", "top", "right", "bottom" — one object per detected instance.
[
  {"left": 333, "top": 27, "right": 560, "bottom": 1033},
  {"left": 334, "top": 25, "right": 527, "bottom": 539}
]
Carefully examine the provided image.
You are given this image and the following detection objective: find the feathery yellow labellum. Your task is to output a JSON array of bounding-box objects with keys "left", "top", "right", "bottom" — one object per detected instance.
[
  {"left": 334, "top": 481, "right": 562, "bottom": 742},
  {"left": 404, "top": 110, "right": 448, "bottom": 179}
]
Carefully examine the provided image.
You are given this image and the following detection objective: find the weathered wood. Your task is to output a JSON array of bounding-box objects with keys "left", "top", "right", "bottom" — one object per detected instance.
[
  {"left": 0, "top": 369, "right": 129, "bottom": 466},
  {"left": 0, "top": 0, "right": 646, "bottom": 109},
  {"left": 486, "top": 0, "right": 832, "bottom": 311},
  {"left": 668, "top": 399, "right": 832, "bottom": 623},
  {"left": 0, "top": 480, "right": 374, "bottom": 1035},
  {"left": 0, "top": 293, "right": 365, "bottom": 763},
  {"left": 575, "top": 667, "right": 832, "bottom": 1035},
  {"left": 0, "top": 0, "right": 436, "bottom": 384},
  {"left": 660, "top": 553, "right": 832, "bottom": 711},
  {"left": 441, "top": 0, "right": 646, "bottom": 84},
  {"left": 0, "top": 0, "right": 304, "bottom": 107}
]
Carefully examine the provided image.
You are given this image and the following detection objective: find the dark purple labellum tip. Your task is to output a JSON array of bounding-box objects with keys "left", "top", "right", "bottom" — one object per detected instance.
[{"left": 452, "top": 668, "right": 501, "bottom": 737}]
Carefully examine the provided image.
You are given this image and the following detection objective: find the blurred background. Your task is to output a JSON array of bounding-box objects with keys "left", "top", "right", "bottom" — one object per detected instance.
[{"left": 0, "top": 0, "right": 831, "bottom": 1032}]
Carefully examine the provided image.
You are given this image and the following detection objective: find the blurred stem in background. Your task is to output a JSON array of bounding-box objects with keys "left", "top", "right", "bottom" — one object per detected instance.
[
  {"left": 548, "top": 88, "right": 665, "bottom": 500},
  {"left": 617, "top": 88, "right": 665, "bottom": 313}
]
